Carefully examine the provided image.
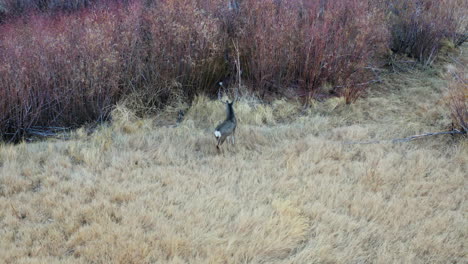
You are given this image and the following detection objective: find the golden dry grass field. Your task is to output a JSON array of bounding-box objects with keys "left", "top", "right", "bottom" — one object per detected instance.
[{"left": 1, "top": 58, "right": 467, "bottom": 263}]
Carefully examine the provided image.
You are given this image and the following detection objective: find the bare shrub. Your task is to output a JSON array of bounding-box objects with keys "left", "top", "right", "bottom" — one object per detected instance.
[
  {"left": 236, "top": 0, "right": 387, "bottom": 102},
  {"left": 387, "top": 0, "right": 468, "bottom": 65},
  {"left": 0, "top": 0, "right": 123, "bottom": 21},
  {"left": 445, "top": 66, "right": 467, "bottom": 133},
  {"left": 0, "top": 3, "right": 139, "bottom": 141},
  {"left": 0, "top": 0, "right": 228, "bottom": 141},
  {"left": 138, "top": 0, "right": 227, "bottom": 102}
]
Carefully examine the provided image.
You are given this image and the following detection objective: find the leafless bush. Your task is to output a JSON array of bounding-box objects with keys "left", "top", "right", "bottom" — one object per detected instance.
[
  {"left": 446, "top": 66, "right": 467, "bottom": 133},
  {"left": 236, "top": 0, "right": 387, "bottom": 102},
  {"left": 0, "top": 3, "right": 139, "bottom": 141},
  {"left": 387, "top": 0, "right": 468, "bottom": 65}
]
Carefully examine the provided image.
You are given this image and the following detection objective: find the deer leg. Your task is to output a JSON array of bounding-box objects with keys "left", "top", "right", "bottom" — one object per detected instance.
[
  {"left": 220, "top": 136, "right": 227, "bottom": 146},
  {"left": 216, "top": 139, "right": 222, "bottom": 154},
  {"left": 216, "top": 137, "right": 222, "bottom": 149},
  {"left": 220, "top": 136, "right": 228, "bottom": 153}
]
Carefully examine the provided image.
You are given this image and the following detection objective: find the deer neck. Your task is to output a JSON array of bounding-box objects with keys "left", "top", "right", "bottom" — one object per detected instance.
[{"left": 226, "top": 105, "right": 236, "bottom": 122}]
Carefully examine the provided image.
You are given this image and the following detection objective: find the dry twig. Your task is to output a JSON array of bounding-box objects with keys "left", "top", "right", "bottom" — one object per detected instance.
[{"left": 344, "top": 130, "right": 466, "bottom": 145}]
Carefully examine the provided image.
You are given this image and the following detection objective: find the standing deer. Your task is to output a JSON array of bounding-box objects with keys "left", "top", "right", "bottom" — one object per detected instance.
[{"left": 214, "top": 100, "right": 237, "bottom": 150}]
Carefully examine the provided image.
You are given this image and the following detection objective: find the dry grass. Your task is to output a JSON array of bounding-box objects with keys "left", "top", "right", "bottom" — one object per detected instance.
[{"left": 0, "top": 63, "right": 467, "bottom": 263}]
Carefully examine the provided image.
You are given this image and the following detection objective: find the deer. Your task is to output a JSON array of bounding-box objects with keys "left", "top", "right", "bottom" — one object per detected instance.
[{"left": 214, "top": 98, "right": 237, "bottom": 151}]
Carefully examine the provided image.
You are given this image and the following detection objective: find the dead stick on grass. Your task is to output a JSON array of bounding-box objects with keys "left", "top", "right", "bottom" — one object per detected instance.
[
  {"left": 344, "top": 130, "right": 466, "bottom": 145},
  {"left": 10, "top": 203, "right": 23, "bottom": 219}
]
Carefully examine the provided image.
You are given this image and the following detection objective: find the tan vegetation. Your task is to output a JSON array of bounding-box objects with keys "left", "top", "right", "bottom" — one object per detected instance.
[{"left": 1, "top": 58, "right": 466, "bottom": 263}]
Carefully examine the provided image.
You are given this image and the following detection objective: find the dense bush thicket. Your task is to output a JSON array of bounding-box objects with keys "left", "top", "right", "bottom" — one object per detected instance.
[
  {"left": 0, "top": 0, "right": 118, "bottom": 21},
  {"left": 446, "top": 66, "right": 467, "bottom": 134},
  {"left": 387, "top": 0, "right": 467, "bottom": 65},
  {"left": 0, "top": 0, "right": 466, "bottom": 141},
  {"left": 0, "top": 3, "right": 140, "bottom": 140},
  {"left": 237, "top": 0, "right": 387, "bottom": 102}
]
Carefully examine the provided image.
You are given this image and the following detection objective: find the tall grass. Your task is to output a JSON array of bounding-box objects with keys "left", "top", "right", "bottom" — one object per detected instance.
[{"left": 1, "top": 67, "right": 466, "bottom": 263}]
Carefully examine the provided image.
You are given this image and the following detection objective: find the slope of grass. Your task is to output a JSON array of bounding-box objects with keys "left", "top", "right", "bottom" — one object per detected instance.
[{"left": 0, "top": 61, "right": 467, "bottom": 263}]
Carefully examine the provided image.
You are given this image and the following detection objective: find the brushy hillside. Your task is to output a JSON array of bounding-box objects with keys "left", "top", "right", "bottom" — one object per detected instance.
[{"left": 0, "top": 55, "right": 466, "bottom": 263}]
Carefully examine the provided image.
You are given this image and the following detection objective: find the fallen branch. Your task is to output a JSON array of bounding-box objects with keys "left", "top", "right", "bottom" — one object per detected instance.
[
  {"left": 25, "top": 129, "right": 58, "bottom": 138},
  {"left": 25, "top": 126, "right": 71, "bottom": 137},
  {"left": 344, "top": 130, "right": 466, "bottom": 145},
  {"left": 332, "top": 79, "right": 381, "bottom": 90},
  {"left": 10, "top": 203, "right": 25, "bottom": 219},
  {"left": 30, "top": 126, "right": 70, "bottom": 131},
  {"left": 20, "top": 126, "right": 72, "bottom": 142},
  {"left": 391, "top": 130, "right": 465, "bottom": 143},
  {"left": 364, "top": 65, "right": 384, "bottom": 83},
  {"left": 448, "top": 55, "right": 467, "bottom": 69}
]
